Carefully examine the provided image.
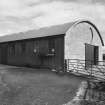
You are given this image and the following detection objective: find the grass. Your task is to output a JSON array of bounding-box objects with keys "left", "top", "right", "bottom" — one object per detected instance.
[{"left": 0, "top": 66, "right": 83, "bottom": 105}]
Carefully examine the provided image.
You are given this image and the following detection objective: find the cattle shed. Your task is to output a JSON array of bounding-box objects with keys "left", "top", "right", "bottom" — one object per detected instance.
[{"left": 0, "top": 19, "right": 104, "bottom": 71}]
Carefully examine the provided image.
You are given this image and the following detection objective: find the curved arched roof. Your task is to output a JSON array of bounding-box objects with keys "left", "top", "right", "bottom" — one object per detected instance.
[
  {"left": 67, "top": 19, "right": 104, "bottom": 46},
  {"left": 0, "top": 19, "right": 104, "bottom": 46}
]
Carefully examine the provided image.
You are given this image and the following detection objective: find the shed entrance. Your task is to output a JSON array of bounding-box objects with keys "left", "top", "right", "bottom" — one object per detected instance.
[
  {"left": 0, "top": 44, "right": 8, "bottom": 64},
  {"left": 85, "top": 43, "right": 99, "bottom": 68}
]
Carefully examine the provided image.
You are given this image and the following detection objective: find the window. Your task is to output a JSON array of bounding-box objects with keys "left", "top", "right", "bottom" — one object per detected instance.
[
  {"left": 33, "top": 41, "right": 39, "bottom": 53},
  {"left": 9, "top": 43, "right": 15, "bottom": 56},
  {"left": 48, "top": 39, "right": 55, "bottom": 54}
]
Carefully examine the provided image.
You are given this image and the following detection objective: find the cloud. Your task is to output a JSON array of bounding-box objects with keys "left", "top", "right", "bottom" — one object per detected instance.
[
  {"left": 0, "top": 0, "right": 44, "bottom": 35},
  {"left": 33, "top": 2, "right": 105, "bottom": 31},
  {"left": 0, "top": 0, "right": 105, "bottom": 39}
]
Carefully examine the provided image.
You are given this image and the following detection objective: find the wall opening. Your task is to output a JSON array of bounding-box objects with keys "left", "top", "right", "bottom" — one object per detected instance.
[{"left": 85, "top": 43, "right": 99, "bottom": 68}]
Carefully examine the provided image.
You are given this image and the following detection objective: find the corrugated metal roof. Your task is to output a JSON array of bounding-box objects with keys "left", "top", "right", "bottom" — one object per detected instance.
[{"left": 0, "top": 21, "right": 75, "bottom": 43}]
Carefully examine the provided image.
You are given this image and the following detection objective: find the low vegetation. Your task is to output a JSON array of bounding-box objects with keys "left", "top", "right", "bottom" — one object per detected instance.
[{"left": 0, "top": 67, "right": 83, "bottom": 105}]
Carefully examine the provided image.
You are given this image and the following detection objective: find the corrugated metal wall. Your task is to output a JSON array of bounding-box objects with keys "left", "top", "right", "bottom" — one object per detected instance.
[{"left": 0, "top": 35, "right": 64, "bottom": 71}]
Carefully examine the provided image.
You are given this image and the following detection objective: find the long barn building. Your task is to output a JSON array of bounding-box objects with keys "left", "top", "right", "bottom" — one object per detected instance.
[{"left": 0, "top": 19, "right": 104, "bottom": 71}]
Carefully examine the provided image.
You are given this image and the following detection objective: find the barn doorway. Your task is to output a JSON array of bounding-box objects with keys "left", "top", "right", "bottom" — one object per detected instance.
[
  {"left": 1, "top": 44, "right": 8, "bottom": 64},
  {"left": 85, "top": 43, "right": 99, "bottom": 68}
]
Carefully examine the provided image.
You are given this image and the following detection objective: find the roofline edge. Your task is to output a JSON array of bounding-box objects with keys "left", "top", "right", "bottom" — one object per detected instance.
[{"left": 72, "top": 19, "right": 104, "bottom": 46}]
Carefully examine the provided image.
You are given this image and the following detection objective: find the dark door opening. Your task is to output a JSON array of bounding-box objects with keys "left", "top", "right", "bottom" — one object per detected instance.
[
  {"left": 1, "top": 44, "right": 8, "bottom": 64},
  {"left": 103, "top": 54, "right": 105, "bottom": 65},
  {"left": 94, "top": 46, "right": 99, "bottom": 65},
  {"left": 85, "top": 43, "right": 99, "bottom": 68}
]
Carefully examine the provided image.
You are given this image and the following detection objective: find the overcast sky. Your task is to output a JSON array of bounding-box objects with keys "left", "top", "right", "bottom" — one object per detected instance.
[{"left": 0, "top": 0, "right": 105, "bottom": 39}]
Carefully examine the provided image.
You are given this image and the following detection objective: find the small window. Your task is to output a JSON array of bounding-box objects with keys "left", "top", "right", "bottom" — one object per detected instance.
[
  {"left": 48, "top": 39, "right": 55, "bottom": 54},
  {"left": 33, "top": 41, "right": 39, "bottom": 53},
  {"left": 9, "top": 43, "right": 15, "bottom": 56}
]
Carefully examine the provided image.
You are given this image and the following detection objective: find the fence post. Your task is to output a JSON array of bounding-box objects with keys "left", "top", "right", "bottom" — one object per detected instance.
[
  {"left": 64, "top": 59, "right": 67, "bottom": 72},
  {"left": 67, "top": 59, "right": 69, "bottom": 71}
]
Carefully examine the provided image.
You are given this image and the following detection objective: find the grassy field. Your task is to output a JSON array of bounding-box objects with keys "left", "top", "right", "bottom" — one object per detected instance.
[{"left": 0, "top": 66, "right": 84, "bottom": 105}]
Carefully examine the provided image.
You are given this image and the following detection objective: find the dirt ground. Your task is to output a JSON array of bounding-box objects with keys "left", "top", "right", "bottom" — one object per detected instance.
[{"left": 0, "top": 65, "right": 84, "bottom": 105}]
